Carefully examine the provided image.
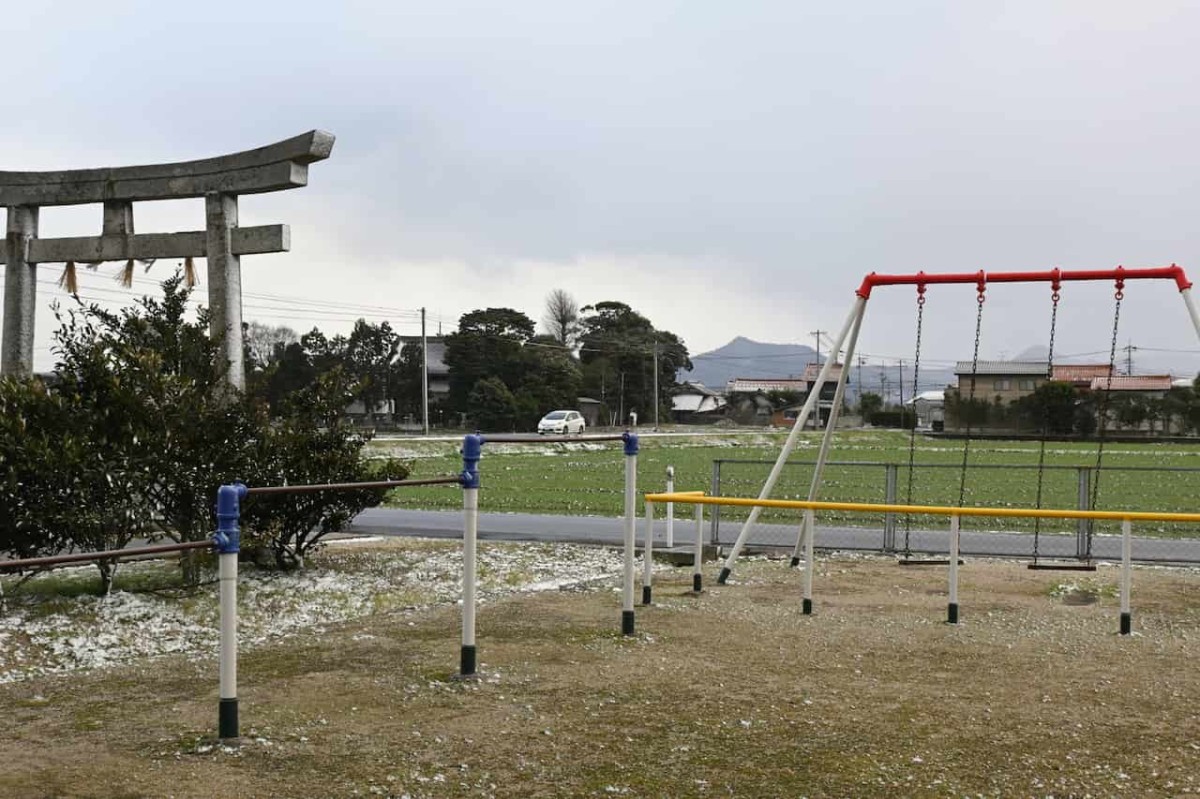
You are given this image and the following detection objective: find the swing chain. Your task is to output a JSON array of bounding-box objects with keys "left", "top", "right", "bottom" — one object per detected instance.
[
  {"left": 958, "top": 283, "right": 986, "bottom": 508},
  {"left": 902, "top": 284, "right": 926, "bottom": 555},
  {"left": 1031, "top": 284, "right": 1061, "bottom": 559},
  {"left": 1091, "top": 279, "right": 1124, "bottom": 518}
]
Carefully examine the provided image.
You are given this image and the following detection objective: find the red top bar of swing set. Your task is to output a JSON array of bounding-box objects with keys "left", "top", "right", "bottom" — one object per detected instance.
[{"left": 855, "top": 264, "right": 1192, "bottom": 299}]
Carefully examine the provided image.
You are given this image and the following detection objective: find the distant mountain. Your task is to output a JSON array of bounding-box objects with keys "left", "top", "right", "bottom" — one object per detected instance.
[
  {"left": 680, "top": 336, "right": 957, "bottom": 403},
  {"left": 682, "top": 337, "right": 817, "bottom": 389},
  {"left": 1013, "top": 345, "right": 1050, "bottom": 361}
]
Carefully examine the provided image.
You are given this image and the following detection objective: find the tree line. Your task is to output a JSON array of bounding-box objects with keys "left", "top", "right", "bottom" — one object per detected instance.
[{"left": 247, "top": 290, "right": 692, "bottom": 431}]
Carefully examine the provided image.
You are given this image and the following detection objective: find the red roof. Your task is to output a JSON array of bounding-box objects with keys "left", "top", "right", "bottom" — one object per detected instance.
[
  {"left": 1052, "top": 365, "right": 1112, "bottom": 382},
  {"left": 1088, "top": 375, "right": 1173, "bottom": 392},
  {"left": 800, "top": 363, "right": 844, "bottom": 382}
]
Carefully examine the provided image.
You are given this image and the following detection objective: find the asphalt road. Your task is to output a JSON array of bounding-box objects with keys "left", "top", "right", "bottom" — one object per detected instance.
[{"left": 348, "top": 508, "right": 1200, "bottom": 565}]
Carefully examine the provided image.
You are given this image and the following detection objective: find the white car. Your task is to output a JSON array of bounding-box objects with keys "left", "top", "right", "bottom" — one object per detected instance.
[{"left": 537, "top": 410, "right": 586, "bottom": 435}]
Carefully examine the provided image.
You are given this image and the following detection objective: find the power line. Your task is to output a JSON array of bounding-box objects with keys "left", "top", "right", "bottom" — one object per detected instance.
[{"left": 0, "top": 263, "right": 454, "bottom": 326}]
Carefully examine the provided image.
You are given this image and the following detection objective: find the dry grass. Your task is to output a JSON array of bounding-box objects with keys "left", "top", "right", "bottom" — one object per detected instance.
[{"left": 2, "top": 550, "right": 1199, "bottom": 798}]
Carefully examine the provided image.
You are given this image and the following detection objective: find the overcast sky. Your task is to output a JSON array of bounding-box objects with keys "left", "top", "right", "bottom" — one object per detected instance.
[{"left": 5, "top": 0, "right": 1200, "bottom": 379}]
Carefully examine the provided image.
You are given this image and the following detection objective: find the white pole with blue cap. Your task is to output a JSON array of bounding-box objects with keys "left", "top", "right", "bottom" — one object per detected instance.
[
  {"left": 214, "top": 482, "right": 247, "bottom": 743},
  {"left": 460, "top": 434, "right": 484, "bottom": 676}
]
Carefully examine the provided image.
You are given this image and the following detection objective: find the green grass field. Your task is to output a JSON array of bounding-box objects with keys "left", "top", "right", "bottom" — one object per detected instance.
[{"left": 369, "top": 429, "right": 1200, "bottom": 538}]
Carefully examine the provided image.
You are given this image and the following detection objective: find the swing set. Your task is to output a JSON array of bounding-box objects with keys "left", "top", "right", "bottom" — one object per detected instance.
[{"left": 717, "top": 264, "right": 1200, "bottom": 584}]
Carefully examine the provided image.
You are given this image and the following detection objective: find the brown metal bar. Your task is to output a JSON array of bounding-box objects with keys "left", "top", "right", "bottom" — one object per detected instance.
[
  {"left": 244, "top": 476, "right": 463, "bottom": 496},
  {"left": 483, "top": 435, "right": 629, "bottom": 444},
  {"left": 0, "top": 539, "right": 214, "bottom": 571}
]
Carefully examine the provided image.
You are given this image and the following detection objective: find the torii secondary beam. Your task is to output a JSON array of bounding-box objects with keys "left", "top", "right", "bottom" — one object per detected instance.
[{"left": 0, "top": 225, "right": 289, "bottom": 263}]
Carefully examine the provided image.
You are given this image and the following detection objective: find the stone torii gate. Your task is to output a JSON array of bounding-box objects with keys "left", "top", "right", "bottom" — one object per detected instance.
[{"left": 0, "top": 130, "right": 335, "bottom": 388}]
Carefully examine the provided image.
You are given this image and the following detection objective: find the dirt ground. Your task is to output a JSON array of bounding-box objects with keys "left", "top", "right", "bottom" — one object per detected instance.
[{"left": 2, "top": 550, "right": 1199, "bottom": 798}]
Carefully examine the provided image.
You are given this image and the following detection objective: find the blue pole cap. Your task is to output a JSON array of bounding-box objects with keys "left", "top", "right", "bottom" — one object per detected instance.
[
  {"left": 461, "top": 434, "right": 484, "bottom": 489},
  {"left": 623, "top": 431, "right": 639, "bottom": 456},
  {"left": 213, "top": 482, "right": 247, "bottom": 554}
]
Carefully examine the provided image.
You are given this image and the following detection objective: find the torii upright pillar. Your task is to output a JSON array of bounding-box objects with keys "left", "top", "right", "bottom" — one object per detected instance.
[{"left": 0, "top": 130, "right": 335, "bottom": 388}]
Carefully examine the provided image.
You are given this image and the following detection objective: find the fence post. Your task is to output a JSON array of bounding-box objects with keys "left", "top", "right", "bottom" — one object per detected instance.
[
  {"left": 802, "top": 508, "right": 815, "bottom": 615},
  {"left": 948, "top": 515, "right": 960, "bottom": 624},
  {"left": 622, "top": 431, "right": 639, "bottom": 635},
  {"left": 665, "top": 466, "right": 675, "bottom": 548},
  {"left": 883, "top": 464, "right": 898, "bottom": 552},
  {"left": 213, "top": 482, "right": 247, "bottom": 744},
  {"left": 642, "top": 500, "right": 654, "bottom": 605},
  {"left": 1120, "top": 519, "right": 1132, "bottom": 635},
  {"left": 1076, "top": 467, "right": 1091, "bottom": 559},
  {"left": 459, "top": 434, "right": 483, "bottom": 677},
  {"left": 709, "top": 460, "right": 721, "bottom": 545}
]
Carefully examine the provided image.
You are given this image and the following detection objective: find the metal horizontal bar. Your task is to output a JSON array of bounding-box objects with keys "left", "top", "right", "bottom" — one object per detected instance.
[
  {"left": 6, "top": 225, "right": 290, "bottom": 263},
  {"left": 644, "top": 492, "right": 1200, "bottom": 524},
  {"left": 245, "top": 476, "right": 462, "bottom": 496},
  {"left": 856, "top": 265, "right": 1191, "bottom": 299},
  {"left": 0, "top": 539, "right": 213, "bottom": 571},
  {"left": 715, "top": 459, "right": 897, "bottom": 467},
  {"left": 481, "top": 435, "right": 629, "bottom": 444},
  {"left": 714, "top": 459, "right": 1200, "bottom": 474}
]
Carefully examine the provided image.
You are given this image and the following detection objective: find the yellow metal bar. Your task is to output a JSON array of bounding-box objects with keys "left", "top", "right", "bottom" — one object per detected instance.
[{"left": 643, "top": 492, "right": 1200, "bottom": 525}]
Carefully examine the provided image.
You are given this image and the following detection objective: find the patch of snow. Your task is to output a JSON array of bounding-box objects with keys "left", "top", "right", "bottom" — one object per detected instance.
[{"left": 0, "top": 542, "right": 626, "bottom": 683}]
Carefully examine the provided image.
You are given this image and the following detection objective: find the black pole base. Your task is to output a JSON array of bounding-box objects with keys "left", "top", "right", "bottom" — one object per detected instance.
[
  {"left": 802, "top": 598, "right": 813, "bottom": 615},
  {"left": 621, "top": 610, "right": 635, "bottom": 636},
  {"left": 790, "top": 556, "right": 800, "bottom": 568},
  {"left": 459, "top": 644, "right": 477, "bottom": 677},
  {"left": 948, "top": 602, "right": 959, "bottom": 625},
  {"left": 218, "top": 697, "right": 239, "bottom": 743},
  {"left": 1120, "top": 612, "right": 1132, "bottom": 636},
  {"left": 717, "top": 567, "right": 731, "bottom": 585},
  {"left": 693, "top": 574, "right": 702, "bottom": 593},
  {"left": 642, "top": 586, "right": 652, "bottom": 605}
]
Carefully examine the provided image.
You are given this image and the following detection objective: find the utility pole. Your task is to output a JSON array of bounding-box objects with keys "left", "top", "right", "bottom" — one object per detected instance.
[
  {"left": 1125, "top": 340, "right": 1134, "bottom": 375},
  {"left": 856, "top": 355, "right": 865, "bottom": 406},
  {"left": 811, "top": 329, "right": 826, "bottom": 366},
  {"left": 809, "top": 330, "right": 826, "bottom": 429},
  {"left": 897, "top": 359, "right": 905, "bottom": 407},
  {"left": 421, "top": 307, "right": 429, "bottom": 435},
  {"left": 619, "top": 371, "right": 625, "bottom": 427},
  {"left": 652, "top": 340, "right": 660, "bottom": 431}
]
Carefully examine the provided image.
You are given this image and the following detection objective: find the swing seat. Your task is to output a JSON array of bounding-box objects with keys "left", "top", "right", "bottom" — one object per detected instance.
[{"left": 1027, "top": 560, "right": 1096, "bottom": 572}]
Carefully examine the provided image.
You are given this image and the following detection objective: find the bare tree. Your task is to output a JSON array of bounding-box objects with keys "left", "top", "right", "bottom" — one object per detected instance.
[
  {"left": 543, "top": 289, "right": 580, "bottom": 348},
  {"left": 244, "top": 321, "right": 300, "bottom": 369}
]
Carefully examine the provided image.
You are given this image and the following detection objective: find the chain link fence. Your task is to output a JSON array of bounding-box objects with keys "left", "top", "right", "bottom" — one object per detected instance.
[{"left": 709, "top": 459, "right": 1200, "bottom": 564}]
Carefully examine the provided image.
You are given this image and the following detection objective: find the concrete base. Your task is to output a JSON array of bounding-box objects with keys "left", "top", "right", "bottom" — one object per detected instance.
[{"left": 652, "top": 545, "right": 720, "bottom": 567}]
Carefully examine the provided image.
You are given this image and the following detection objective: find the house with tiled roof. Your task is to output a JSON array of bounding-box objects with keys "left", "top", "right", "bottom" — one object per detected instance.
[
  {"left": 724, "top": 364, "right": 850, "bottom": 428},
  {"left": 952, "top": 360, "right": 1049, "bottom": 403},
  {"left": 725, "top": 377, "right": 808, "bottom": 394},
  {"left": 671, "top": 381, "right": 727, "bottom": 422}
]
